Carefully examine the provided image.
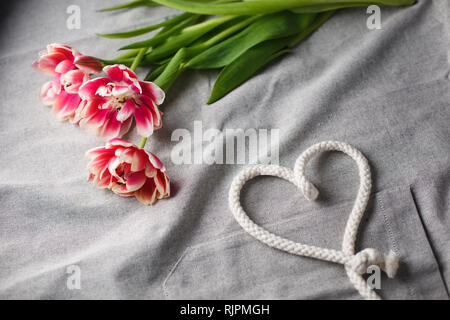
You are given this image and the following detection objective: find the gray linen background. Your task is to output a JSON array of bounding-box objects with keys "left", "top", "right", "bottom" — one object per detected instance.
[{"left": 0, "top": 0, "right": 449, "bottom": 299}]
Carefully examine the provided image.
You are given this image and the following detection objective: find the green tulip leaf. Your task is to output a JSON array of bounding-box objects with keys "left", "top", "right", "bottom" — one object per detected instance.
[
  {"left": 186, "top": 11, "right": 316, "bottom": 69},
  {"left": 141, "top": 15, "right": 237, "bottom": 64},
  {"left": 97, "top": 0, "right": 158, "bottom": 12},
  {"left": 97, "top": 12, "right": 193, "bottom": 39},
  {"left": 207, "top": 11, "right": 335, "bottom": 104},
  {"left": 151, "top": 0, "right": 414, "bottom": 15},
  {"left": 120, "top": 14, "right": 200, "bottom": 49}
]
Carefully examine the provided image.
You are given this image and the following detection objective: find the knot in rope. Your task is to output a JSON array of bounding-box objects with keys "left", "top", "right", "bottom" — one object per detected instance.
[{"left": 347, "top": 248, "right": 399, "bottom": 278}]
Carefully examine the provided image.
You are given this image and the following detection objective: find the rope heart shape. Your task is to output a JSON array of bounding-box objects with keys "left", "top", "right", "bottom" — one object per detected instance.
[{"left": 228, "top": 141, "right": 399, "bottom": 300}]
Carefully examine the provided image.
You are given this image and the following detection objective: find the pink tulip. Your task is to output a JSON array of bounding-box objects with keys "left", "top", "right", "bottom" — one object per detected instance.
[
  {"left": 33, "top": 43, "right": 102, "bottom": 76},
  {"left": 34, "top": 43, "right": 102, "bottom": 122},
  {"left": 86, "top": 138, "right": 170, "bottom": 205},
  {"left": 77, "top": 64, "right": 165, "bottom": 140}
]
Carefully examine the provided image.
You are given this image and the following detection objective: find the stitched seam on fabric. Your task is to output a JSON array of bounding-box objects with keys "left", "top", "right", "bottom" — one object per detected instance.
[
  {"left": 378, "top": 187, "right": 417, "bottom": 299},
  {"left": 162, "top": 248, "right": 191, "bottom": 300},
  {"left": 408, "top": 185, "right": 450, "bottom": 298}
]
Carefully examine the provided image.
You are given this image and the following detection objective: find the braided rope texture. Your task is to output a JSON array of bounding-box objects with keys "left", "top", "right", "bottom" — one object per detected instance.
[{"left": 228, "top": 141, "right": 399, "bottom": 300}]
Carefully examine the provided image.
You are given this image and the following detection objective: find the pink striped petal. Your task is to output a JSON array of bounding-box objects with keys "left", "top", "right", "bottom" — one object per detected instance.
[
  {"left": 112, "top": 85, "right": 130, "bottom": 97},
  {"left": 116, "top": 99, "right": 135, "bottom": 122},
  {"left": 98, "top": 112, "right": 122, "bottom": 140},
  {"left": 144, "top": 150, "right": 165, "bottom": 170},
  {"left": 111, "top": 183, "right": 135, "bottom": 196},
  {"left": 39, "top": 81, "right": 56, "bottom": 105},
  {"left": 104, "top": 65, "right": 124, "bottom": 82},
  {"left": 47, "top": 43, "right": 76, "bottom": 61},
  {"left": 72, "top": 99, "right": 87, "bottom": 123},
  {"left": 144, "top": 163, "right": 156, "bottom": 178},
  {"left": 55, "top": 60, "right": 75, "bottom": 74},
  {"left": 33, "top": 52, "right": 67, "bottom": 75},
  {"left": 80, "top": 109, "right": 110, "bottom": 130},
  {"left": 63, "top": 69, "right": 86, "bottom": 94},
  {"left": 124, "top": 72, "right": 141, "bottom": 93},
  {"left": 79, "top": 77, "right": 109, "bottom": 100},
  {"left": 138, "top": 95, "right": 162, "bottom": 128},
  {"left": 134, "top": 107, "right": 154, "bottom": 137},
  {"left": 80, "top": 99, "right": 104, "bottom": 119},
  {"left": 126, "top": 171, "right": 147, "bottom": 192},
  {"left": 117, "top": 117, "right": 132, "bottom": 138},
  {"left": 106, "top": 138, "right": 134, "bottom": 148},
  {"left": 74, "top": 55, "right": 102, "bottom": 74},
  {"left": 85, "top": 146, "right": 109, "bottom": 159},
  {"left": 131, "top": 149, "right": 147, "bottom": 172},
  {"left": 107, "top": 156, "right": 121, "bottom": 176},
  {"left": 93, "top": 173, "right": 111, "bottom": 189},
  {"left": 140, "top": 101, "right": 162, "bottom": 130},
  {"left": 51, "top": 74, "right": 62, "bottom": 94},
  {"left": 122, "top": 65, "right": 137, "bottom": 79},
  {"left": 154, "top": 170, "right": 167, "bottom": 195},
  {"left": 140, "top": 81, "right": 165, "bottom": 105},
  {"left": 134, "top": 179, "right": 158, "bottom": 205},
  {"left": 89, "top": 157, "right": 110, "bottom": 173},
  {"left": 52, "top": 91, "right": 81, "bottom": 120},
  {"left": 118, "top": 147, "right": 134, "bottom": 163}
]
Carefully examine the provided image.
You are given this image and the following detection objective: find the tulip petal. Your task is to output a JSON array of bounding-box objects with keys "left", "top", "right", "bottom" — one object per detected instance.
[
  {"left": 34, "top": 52, "right": 67, "bottom": 75},
  {"left": 124, "top": 72, "right": 141, "bottom": 93},
  {"left": 107, "top": 156, "right": 121, "bottom": 176},
  {"left": 80, "top": 98, "right": 104, "bottom": 119},
  {"left": 74, "top": 55, "right": 103, "bottom": 74},
  {"left": 80, "top": 109, "right": 110, "bottom": 130},
  {"left": 111, "top": 183, "right": 135, "bottom": 196},
  {"left": 140, "top": 81, "right": 165, "bottom": 105},
  {"left": 112, "top": 85, "right": 130, "bottom": 97},
  {"left": 39, "top": 81, "right": 56, "bottom": 105},
  {"left": 134, "top": 179, "right": 158, "bottom": 205},
  {"left": 118, "top": 147, "right": 134, "bottom": 163},
  {"left": 134, "top": 107, "right": 154, "bottom": 137},
  {"left": 144, "top": 150, "right": 165, "bottom": 170},
  {"left": 51, "top": 74, "right": 62, "bottom": 94},
  {"left": 116, "top": 99, "right": 136, "bottom": 122},
  {"left": 104, "top": 65, "right": 124, "bottom": 82},
  {"left": 117, "top": 117, "right": 132, "bottom": 138},
  {"left": 47, "top": 43, "right": 76, "bottom": 61},
  {"left": 98, "top": 112, "right": 122, "bottom": 140},
  {"left": 79, "top": 77, "right": 109, "bottom": 100},
  {"left": 131, "top": 149, "right": 147, "bottom": 172},
  {"left": 85, "top": 146, "right": 109, "bottom": 159},
  {"left": 55, "top": 60, "right": 75, "bottom": 74},
  {"left": 126, "top": 171, "right": 147, "bottom": 192},
  {"left": 53, "top": 91, "right": 81, "bottom": 120},
  {"left": 145, "top": 163, "right": 156, "bottom": 178},
  {"left": 63, "top": 70, "right": 86, "bottom": 94},
  {"left": 106, "top": 138, "right": 134, "bottom": 148},
  {"left": 154, "top": 170, "right": 168, "bottom": 195},
  {"left": 139, "top": 96, "right": 162, "bottom": 128}
]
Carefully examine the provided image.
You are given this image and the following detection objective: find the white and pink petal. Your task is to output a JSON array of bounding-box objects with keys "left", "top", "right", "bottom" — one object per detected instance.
[
  {"left": 78, "top": 77, "right": 109, "bottom": 100},
  {"left": 140, "top": 81, "right": 165, "bottom": 105},
  {"left": 74, "top": 55, "right": 103, "bottom": 74},
  {"left": 126, "top": 171, "right": 147, "bottom": 192}
]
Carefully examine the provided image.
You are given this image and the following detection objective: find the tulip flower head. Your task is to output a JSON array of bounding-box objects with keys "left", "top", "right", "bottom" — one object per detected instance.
[
  {"left": 33, "top": 43, "right": 102, "bottom": 121},
  {"left": 86, "top": 138, "right": 170, "bottom": 205},
  {"left": 77, "top": 64, "right": 165, "bottom": 140}
]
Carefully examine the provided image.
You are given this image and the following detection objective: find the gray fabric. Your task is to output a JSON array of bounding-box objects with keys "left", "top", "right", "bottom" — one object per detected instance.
[{"left": 0, "top": 0, "right": 449, "bottom": 299}]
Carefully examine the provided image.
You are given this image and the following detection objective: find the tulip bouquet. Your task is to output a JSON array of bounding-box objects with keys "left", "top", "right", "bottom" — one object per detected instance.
[
  {"left": 33, "top": 0, "right": 413, "bottom": 205},
  {"left": 33, "top": 44, "right": 170, "bottom": 205}
]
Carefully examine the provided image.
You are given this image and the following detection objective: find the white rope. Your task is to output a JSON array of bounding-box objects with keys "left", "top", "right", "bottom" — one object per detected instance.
[{"left": 228, "top": 141, "right": 399, "bottom": 300}]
